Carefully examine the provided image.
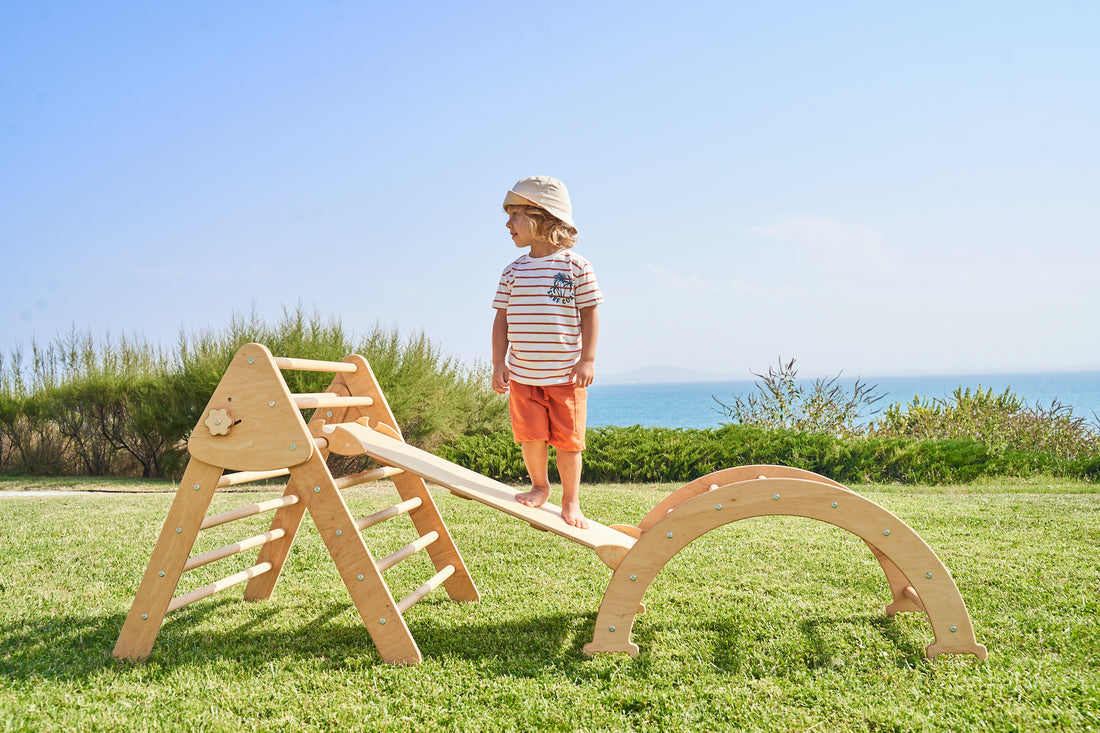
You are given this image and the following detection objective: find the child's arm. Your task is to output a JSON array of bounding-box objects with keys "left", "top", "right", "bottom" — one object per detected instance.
[
  {"left": 573, "top": 305, "right": 600, "bottom": 388},
  {"left": 491, "top": 309, "right": 510, "bottom": 394}
]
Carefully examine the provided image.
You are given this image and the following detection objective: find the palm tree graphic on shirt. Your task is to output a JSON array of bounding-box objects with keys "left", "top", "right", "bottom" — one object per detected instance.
[{"left": 548, "top": 272, "right": 575, "bottom": 304}]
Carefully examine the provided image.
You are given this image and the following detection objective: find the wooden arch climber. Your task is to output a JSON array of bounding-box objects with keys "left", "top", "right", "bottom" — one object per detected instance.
[{"left": 114, "top": 343, "right": 986, "bottom": 665}]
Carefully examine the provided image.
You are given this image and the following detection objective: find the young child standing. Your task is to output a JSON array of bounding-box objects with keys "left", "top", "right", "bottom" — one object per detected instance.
[{"left": 491, "top": 176, "right": 602, "bottom": 529}]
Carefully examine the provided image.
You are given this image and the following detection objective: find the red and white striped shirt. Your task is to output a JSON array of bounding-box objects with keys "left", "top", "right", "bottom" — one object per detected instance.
[{"left": 493, "top": 250, "right": 603, "bottom": 386}]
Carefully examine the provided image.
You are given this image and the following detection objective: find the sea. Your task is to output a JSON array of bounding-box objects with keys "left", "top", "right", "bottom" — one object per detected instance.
[{"left": 586, "top": 371, "right": 1100, "bottom": 430}]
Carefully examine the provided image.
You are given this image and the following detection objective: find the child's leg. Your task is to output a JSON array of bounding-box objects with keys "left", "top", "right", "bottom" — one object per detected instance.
[
  {"left": 516, "top": 439, "right": 551, "bottom": 508},
  {"left": 556, "top": 449, "right": 589, "bottom": 529}
]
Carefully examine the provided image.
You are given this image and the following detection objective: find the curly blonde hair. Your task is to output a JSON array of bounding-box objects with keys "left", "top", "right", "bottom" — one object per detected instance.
[{"left": 507, "top": 205, "right": 578, "bottom": 250}]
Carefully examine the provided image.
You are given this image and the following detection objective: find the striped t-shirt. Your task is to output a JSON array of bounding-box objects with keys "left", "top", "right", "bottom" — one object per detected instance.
[{"left": 492, "top": 250, "right": 604, "bottom": 386}]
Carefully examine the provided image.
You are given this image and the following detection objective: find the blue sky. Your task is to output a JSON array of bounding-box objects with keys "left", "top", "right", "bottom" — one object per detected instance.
[{"left": 3, "top": 1, "right": 1098, "bottom": 380}]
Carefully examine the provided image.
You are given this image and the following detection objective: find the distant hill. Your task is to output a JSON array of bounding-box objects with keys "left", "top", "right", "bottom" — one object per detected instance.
[{"left": 600, "top": 365, "right": 742, "bottom": 385}]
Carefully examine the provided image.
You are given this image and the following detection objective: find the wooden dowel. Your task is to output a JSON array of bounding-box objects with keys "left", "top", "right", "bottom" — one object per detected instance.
[
  {"left": 217, "top": 469, "right": 290, "bottom": 488},
  {"left": 313, "top": 437, "right": 329, "bottom": 451},
  {"left": 903, "top": 585, "right": 925, "bottom": 610},
  {"left": 200, "top": 495, "right": 299, "bottom": 530},
  {"left": 293, "top": 393, "right": 375, "bottom": 409},
  {"left": 166, "top": 562, "right": 273, "bottom": 613},
  {"left": 355, "top": 497, "right": 423, "bottom": 531},
  {"left": 183, "top": 529, "right": 287, "bottom": 572},
  {"left": 273, "top": 356, "right": 357, "bottom": 373},
  {"left": 396, "top": 564, "right": 455, "bottom": 614},
  {"left": 377, "top": 531, "right": 439, "bottom": 572},
  {"left": 334, "top": 466, "right": 404, "bottom": 490}
]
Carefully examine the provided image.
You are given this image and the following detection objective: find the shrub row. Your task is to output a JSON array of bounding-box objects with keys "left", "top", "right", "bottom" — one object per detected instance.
[
  {"left": 438, "top": 424, "right": 1100, "bottom": 486},
  {"left": 0, "top": 308, "right": 509, "bottom": 478}
]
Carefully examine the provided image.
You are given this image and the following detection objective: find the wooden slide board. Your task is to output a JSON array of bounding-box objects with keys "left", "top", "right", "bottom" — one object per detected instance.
[{"left": 322, "top": 421, "right": 636, "bottom": 566}]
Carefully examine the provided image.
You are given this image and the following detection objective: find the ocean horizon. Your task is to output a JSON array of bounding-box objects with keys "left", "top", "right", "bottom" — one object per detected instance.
[{"left": 587, "top": 370, "right": 1100, "bottom": 430}]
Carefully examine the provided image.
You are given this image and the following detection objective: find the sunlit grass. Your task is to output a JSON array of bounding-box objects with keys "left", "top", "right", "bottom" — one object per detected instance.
[{"left": 2, "top": 479, "right": 1098, "bottom": 731}]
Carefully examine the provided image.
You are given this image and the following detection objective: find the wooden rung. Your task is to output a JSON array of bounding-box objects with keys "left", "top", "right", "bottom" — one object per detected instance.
[
  {"left": 355, "top": 498, "right": 423, "bottom": 531},
  {"left": 183, "top": 529, "right": 287, "bottom": 572},
  {"left": 396, "top": 564, "right": 456, "bottom": 614},
  {"left": 166, "top": 562, "right": 274, "bottom": 613},
  {"left": 903, "top": 585, "right": 926, "bottom": 611},
  {"left": 334, "top": 466, "right": 405, "bottom": 491},
  {"left": 273, "top": 356, "right": 357, "bottom": 373},
  {"left": 217, "top": 468, "right": 290, "bottom": 488},
  {"left": 293, "top": 393, "right": 375, "bottom": 409},
  {"left": 377, "top": 531, "right": 439, "bottom": 572},
  {"left": 200, "top": 495, "right": 300, "bottom": 530}
]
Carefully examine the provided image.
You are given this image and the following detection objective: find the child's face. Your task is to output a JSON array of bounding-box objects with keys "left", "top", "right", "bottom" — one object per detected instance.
[{"left": 505, "top": 206, "right": 538, "bottom": 249}]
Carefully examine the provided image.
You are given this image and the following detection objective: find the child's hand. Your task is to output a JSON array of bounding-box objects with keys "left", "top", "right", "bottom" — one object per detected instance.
[
  {"left": 492, "top": 365, "right": 510, "bottom": 394},
  {"left": 572, "top": 359, "right": 595, "bottom": 388}
]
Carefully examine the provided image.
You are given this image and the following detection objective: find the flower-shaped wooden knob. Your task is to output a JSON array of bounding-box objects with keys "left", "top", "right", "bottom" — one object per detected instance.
[{"left": 204, "top": 408, "right": 233, "bottom": 436}]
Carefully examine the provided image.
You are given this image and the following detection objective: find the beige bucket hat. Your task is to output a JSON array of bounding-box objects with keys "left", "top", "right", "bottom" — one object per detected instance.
[{"left": 503, "top": 175, "right": 576, "bottom": 229}]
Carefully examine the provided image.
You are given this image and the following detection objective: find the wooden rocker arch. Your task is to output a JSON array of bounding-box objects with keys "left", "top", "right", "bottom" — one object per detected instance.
[{"left": 583, "top": 466, "right": 988, "bottom": 661}]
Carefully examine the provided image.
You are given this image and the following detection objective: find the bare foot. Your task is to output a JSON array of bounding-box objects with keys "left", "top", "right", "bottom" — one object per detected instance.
[
  {"left": 516, "top": 485, "right": 550, "bottom": 508},
  {"left": 561, "top": 501, "right": 590, "bottom": 529}
]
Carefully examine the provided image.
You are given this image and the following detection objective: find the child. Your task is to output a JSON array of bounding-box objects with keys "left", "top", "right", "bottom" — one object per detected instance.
[{"left": 491, "top": 176, "right": 602, "bottom": 529}]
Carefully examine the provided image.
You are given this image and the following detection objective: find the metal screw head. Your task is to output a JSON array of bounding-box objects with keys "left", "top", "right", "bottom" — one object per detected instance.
[
  {"left": 314, "top": 486, "right": 321, "bottom": 493},
  {"left": 630, "top": 574, "right": 637, "bottom": 581},
  {"left": 379, "top": 618, "right": 386, "bottom": 625},
  {"left": 357, "top": 574, "right": 364, "bottom": 580},
  {"left": 176, "top": 527, "right": 182, "bottom": 533},
  {"left": 926, "top": 572, "right": 933, "bottom": 579},
  {"left": 666, "top": 532, "right": 674, "bottom": 538},
  {"left": 141, "top": 614, "right": 148, "bottom": 620},
  {"left": 269, "top": 401, "right": 276, "bottom": 407},
  {"left": 326, "top": 411, "right": 333, "bottom": 417},
  {"left": 248, "top": 358, "right": 254, "bottom": 364},
  {"left": 773, "top": 494, "right": 781, "bottom": 500},
  {"left": 159, "top": 571, "right": 165, "bottom": 577},
  {"left": 883, "top": 529, "right": 891, "bottom": 536},
  {"left": 831, "top": 502, "right": 838, "bottom": 508},
  {"left": 950, "top": 626, "right": 958, "bottom": 633},
  {"left": 335, "top": 530, "right": 342, "bottom": 536},
  {"left": 715, "top": 504, "right": 723, "bottom": 510},
  {"left": 609, "top": 626, "right": 616, "bottom": 632},
  {"left": 290, "top": 444, "right": 297, "bottom": 450},
  {"left": 193, "top": 483, "right": 201, "bottom": 490}
]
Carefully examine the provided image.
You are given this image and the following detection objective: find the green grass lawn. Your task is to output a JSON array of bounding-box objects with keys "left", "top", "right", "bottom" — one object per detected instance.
[{"left": 1, "top": 476, "right": 1098, "bottom": 731}]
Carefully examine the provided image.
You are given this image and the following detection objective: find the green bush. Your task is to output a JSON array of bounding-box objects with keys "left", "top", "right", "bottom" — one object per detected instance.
[
  {"left": 0, "top": 307, "right": 509, "bottom": 478},
  {"left": 439, "top": 423, "right": 1100, "bottom": 486}
]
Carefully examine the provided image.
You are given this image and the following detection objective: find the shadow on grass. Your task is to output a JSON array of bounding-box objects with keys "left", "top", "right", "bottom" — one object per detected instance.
[{"left": 1, "top": 597, "right": 929, "bottom": 682}]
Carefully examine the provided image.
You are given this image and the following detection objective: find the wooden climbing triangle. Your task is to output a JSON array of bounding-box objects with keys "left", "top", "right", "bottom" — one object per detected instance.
[{"left": 114, "top": 342, "right": 986, "bottom": 665}]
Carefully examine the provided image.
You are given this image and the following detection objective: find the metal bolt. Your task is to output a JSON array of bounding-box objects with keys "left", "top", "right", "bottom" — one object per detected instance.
[
  {"left": 214, "top": 419, "right": 221, "bottom": 425},
  {"left": 831, "top": 502, "right": 838, "bottom": 508},
  {"left": 159, "top": 571, "right": 165, "bottom": 577},
  {"left": 290, "top": 444, "right": 297, "bottom": 450},
  {"left": 666, "top": 532, "right": 674, "bottom": 538},
  {"left": 269, "top": 401, "right": 276, "bottom": 407},
  {"left": 176, "top": 527, "right": 182, "bottom": 533},
  {"left": 193, "top": 483, "right": 201, "bottom": 490},
  {"left": 141, "top": 614, "right": 148, "bottom": 620},
  {"left": 357, "top": 574, "right": 364, "bottom": 580},
  {"left": 715, "top": 504, "right": 722, "bottom": 510},
  {"left": 773, "top": 494, "right": 780, "bottom": 500},
  {"left": 950, "top": 626, "right": 958, "bottom": 633},
  {"left": 609, "top": 626, "right": 616, "bottom": 632},
  {"left": 336, "top": 530, "right": 342, "bottom": 536},
  {"left": 379, "top": 618, "right": 386, "bottom": 625},
  {"left": 248, "top": 358, "right": 254, "bottom": 364},
  {"left": 926, "top": 572, "right": 933, "bottom": 579},
  {"left": 630, "top": 575, "right": 637, "bottom": 581},
  {"left": 883, "top": 529, "right": 891, "bottom": 536},
  {"left": 326, "top": 411, "right": 333, "bottom": 417},
  {"left": 314, "top": 486, "right": 321, "bottom": 493}
]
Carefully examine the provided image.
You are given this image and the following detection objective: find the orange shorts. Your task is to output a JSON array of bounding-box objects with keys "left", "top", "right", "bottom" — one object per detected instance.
[{"left": 508, "top": 381, "right": 587, "bottom": 451}]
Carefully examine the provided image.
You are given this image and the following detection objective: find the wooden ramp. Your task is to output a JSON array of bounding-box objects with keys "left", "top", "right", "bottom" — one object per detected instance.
[{"left": 321, "top": 420, "right": 636, "bottom": 568}]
